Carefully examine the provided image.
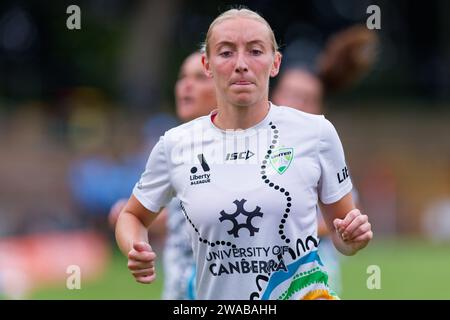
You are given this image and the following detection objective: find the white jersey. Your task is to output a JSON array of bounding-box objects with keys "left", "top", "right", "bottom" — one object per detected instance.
[{"left": 133, "top": 103, "right": 352, "bottom": 300}]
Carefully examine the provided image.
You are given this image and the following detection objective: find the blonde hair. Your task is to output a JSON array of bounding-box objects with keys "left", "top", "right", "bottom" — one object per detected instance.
[{"left": 202, "top": 8, "right": 279, "bottom": 56}]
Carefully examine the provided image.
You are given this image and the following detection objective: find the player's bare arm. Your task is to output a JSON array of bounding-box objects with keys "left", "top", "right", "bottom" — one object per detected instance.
[
  {"left": 115, "top": 195, "right": 160, "bottom": 284},
  {"left": 320, "top": 192, "right": 373, "bottom": 256}
]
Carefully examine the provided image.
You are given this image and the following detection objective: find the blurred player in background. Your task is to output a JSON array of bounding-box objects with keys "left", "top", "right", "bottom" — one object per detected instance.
[
  {"left": 109, "top": 51, "right": 216, "bottom": 299},
  {"left": 272, "top": 24, "right": 379, "bottom": 294}
]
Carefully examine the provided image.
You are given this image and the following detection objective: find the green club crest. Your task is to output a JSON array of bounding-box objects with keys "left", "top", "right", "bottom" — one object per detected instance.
[{"left": 270, "top": 147, "right": 294, "bottom": 174}]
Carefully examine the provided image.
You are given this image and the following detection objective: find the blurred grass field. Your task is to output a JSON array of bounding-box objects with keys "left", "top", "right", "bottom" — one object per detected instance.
[
  {"left": 28, "top": 238, "right": 450, "bottom": 300},
  {"left": 340, "top": 238, "right": 450, "bottom": 299}
]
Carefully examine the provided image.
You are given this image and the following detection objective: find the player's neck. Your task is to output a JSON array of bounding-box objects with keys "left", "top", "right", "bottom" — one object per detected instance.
[{"left": 213, "top": 100, "right": 270, "bottom": 130}]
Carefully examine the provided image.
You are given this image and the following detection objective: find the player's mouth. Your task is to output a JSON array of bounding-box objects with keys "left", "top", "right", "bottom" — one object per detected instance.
[
  {"left": 179, "top": 96, "right": 195, "bottom": 105},
  {"left": 231, "top": 80, "right": 254, "bottom": 87}
]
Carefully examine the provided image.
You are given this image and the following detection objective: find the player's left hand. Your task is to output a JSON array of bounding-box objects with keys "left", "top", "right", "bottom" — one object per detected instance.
[{"left": 333, "top": 209, "right": 373, "bottom": 254}]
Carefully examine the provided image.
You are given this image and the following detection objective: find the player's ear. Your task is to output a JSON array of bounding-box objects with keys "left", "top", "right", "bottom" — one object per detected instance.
[
  {"left": 270, "top": 51, "right": 282, "bottom": 78},
  {"left": 202, "top": 54, "right": 213, "bottom": 78}
]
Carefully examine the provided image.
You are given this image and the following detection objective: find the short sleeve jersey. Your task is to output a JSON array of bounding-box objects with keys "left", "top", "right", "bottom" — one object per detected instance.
[{"left": 133, "top": 103, "right": 352, "bottom": 300}]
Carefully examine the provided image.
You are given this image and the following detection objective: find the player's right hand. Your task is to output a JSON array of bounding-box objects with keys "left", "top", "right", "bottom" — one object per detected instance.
[{"left": 127, "top": 242, "right": 157, "bottom": 284}]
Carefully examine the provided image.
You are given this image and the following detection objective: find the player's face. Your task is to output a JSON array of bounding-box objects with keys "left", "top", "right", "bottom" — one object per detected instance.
[
  {"left": 175, "top": 53, "right": 216, "bottom": 122},
  {"left": 203, "top": 18, "right": 281, "bottom": 108},
  {"left": 272, "top": 69, "right": 323, "bottom": 114}
]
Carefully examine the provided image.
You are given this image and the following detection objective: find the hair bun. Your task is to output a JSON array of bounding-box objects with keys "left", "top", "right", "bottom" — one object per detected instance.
[{"left": 318, "top": 24, "right": 380, "bottom": 93}]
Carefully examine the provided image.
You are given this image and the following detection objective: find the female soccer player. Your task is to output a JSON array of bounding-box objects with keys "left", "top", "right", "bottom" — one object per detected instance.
[{"left": 115, "top": 8, "right": 373, "bottom": 300}]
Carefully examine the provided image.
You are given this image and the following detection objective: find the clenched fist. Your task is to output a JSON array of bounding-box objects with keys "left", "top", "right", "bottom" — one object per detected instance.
[
  {"left": 333, "top": 209, "right": 373, "bottom": 255},
  {"left": 127, "top": 242, "right": 157, "bottom": 284}
]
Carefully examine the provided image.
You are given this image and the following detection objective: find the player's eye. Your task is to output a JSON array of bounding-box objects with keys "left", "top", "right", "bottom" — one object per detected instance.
[
  {"left": 219, "top": 51, "right": 233, "bottom": 58},
  {"left": 250, "top": 49, "right": 263, "bottom": 56}
]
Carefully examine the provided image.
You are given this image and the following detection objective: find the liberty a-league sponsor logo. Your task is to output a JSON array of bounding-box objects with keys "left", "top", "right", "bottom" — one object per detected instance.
[
  {"left": 225, "top": 150, "right": 255, "bottom": 161},
  {"left": 190, "top": 154, "right": 212, "bottom": 185},
  {"left": 337, "top": 166, "right": 349, "bottom": 184}
]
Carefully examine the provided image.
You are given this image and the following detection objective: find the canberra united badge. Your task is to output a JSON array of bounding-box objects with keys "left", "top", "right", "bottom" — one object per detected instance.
[{"left": 270, "top": 147, "right": 293, "bottom": 174}]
